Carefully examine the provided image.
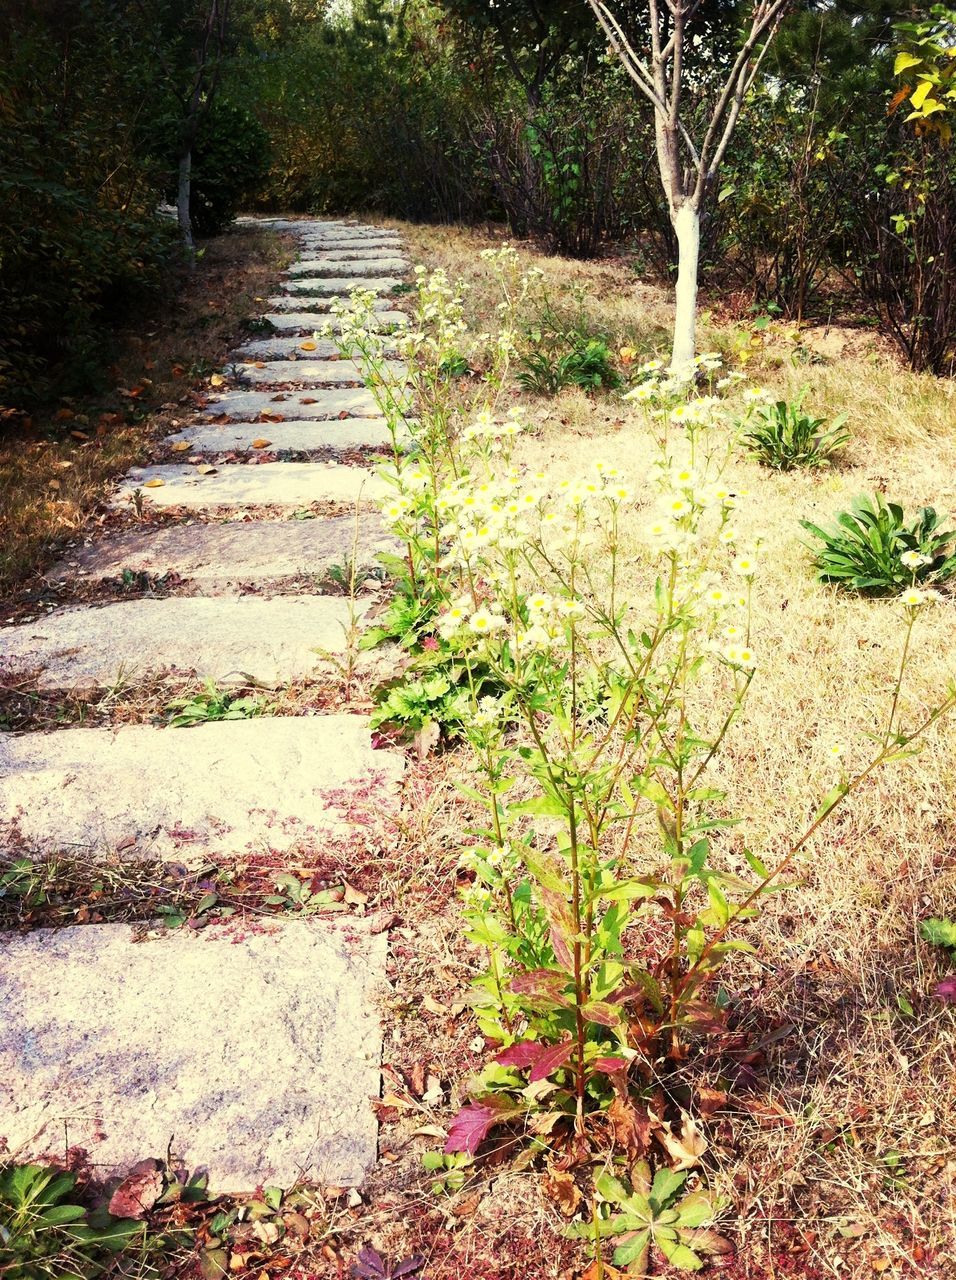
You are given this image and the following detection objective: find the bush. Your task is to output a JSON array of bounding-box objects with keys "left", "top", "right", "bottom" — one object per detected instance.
[
  {"left": 801, "top": 494, "right": 956, "bottom": 594},
  {"left": 187, "top": 99, "right": 272, "bottom": 238},
  {"left": 741, "top": 390, "right": 849, "bottom": 471}
]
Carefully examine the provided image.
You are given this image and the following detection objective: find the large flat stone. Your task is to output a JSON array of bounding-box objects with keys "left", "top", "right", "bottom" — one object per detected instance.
[
  {"left": 233, "top": 359, "right": 368, "bottom": 386},
  {"left": 0, "top": 918, "right": 386, "bottom": 1191},
  {"left": 0, "top": 715, "right": 403, "bottom": 855},
  {"left": 45, "top": 516, "right": 392, "bottom": 592},
  {"left": 288, "top": 258, "right": 410, "bottom": 277},
  {"left": 283, "top": 278, "right": 402, "bottom": 296},
  {"left": 264, "top": 294, "right": 402, "bottom": 313},
  {"left": 165, "top": 419, "right": 403, "bottom": 454},
  {"left": 294, "top": 246, "right": 404, "bottom": 261},
  {"left": 261, "top": 310, "right": 407, "bottom": 332},
  {"left": 0, "top": 596, "right": 365, "bottom": 688},
  {"left": 203, "top": 388, "right": 407, "bottom": 421},
  {"left": 234, "top": 336, "right": 399, "bottom": 360},
  {"left": 114, "top": 462, "right": 384, "bottom": 509}
]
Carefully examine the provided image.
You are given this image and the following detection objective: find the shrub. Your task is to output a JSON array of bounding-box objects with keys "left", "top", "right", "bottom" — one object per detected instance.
[
  {"left": 801, "top": 494, "right": 956, "bottom": 594},
  {"left": 741, "top": 390, "right": 849, "bottom": 471},
  {"left": 186, "top": 99, "right": 271, "bottom": 238}
]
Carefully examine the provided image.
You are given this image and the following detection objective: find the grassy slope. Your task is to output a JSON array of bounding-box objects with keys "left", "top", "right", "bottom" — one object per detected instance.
[{"left": 393, "top": 221, "right": 956, "bottom": 1278}]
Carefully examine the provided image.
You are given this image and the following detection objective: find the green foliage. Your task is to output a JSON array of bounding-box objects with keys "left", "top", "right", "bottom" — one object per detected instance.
[
  {"left": 567, "top": 1164, "right": 731, "bottom": 1275},
  {"left": 187, "top": 99, "right": 271, "bottom": 237},
  {"left": 0, "top": 1, "right": 176, "bottom": 409},
  {"left": 0, "top": 1162, "right": 145, "bottom": 1279},
  {"left": 741, "top": 390, "right": 849, "bottom": 471},
  {"left": 921, "top": 917, "right": 956, "bottom": 954},
  {"left": 517, "top": 336, "right": 621, "bottom": 394},
  {"left": 801, "top": 495, "right": 956, "bottom": 594},
  {"left": 166, "top": 679, "right": 267, "bottom": 727}
]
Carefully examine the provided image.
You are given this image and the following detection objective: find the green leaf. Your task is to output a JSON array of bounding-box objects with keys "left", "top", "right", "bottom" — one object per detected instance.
[{"left": 649, "top": 1167, "right": 686, "bottom": 1210}]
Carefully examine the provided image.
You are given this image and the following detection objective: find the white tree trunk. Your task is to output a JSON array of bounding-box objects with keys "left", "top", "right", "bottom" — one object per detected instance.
[
  {"left": 671, "top": 201, "right": 700, "bottom": 369},
  {"left": 177, "top": 150, "right": 194, "bottom": 252}
]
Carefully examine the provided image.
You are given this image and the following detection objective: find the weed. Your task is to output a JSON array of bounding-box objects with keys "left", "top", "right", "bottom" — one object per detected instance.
[
  {"left": 568, "top": 1164, "right": 731, "bottom": 1274},
  {"left": 801, "top": 494, "right": 956, "bottom": 594},
  {"left": 165, "top": 678, "right": 267, "bottom": 727},
  {"left": 0, "top": 1162, "right": 148, "bottom": 1279},
  {"left": 741, "top": 388, "right": 849, "bottom": 470}
]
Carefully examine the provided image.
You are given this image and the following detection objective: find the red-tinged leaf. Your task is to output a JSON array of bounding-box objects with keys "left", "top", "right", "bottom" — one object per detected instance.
[
  {"left": 510, "top": 968, "right": 572, "bottom": 1007},
  {"left": 593, "top": 1056, "right": 630, "bottom": 1075},
  {"left": 391, "top": 1255, "right": 426, "bottom": 1278},
  {"left": 107, "top": 1158, "right": 164, "bottom": 1219},
  {"left": 581, "top": 999, "right": 624, "bottom": 1027},
  {"left": 444, "top": 1100, "right": 507, "bottom": 1154},
  {"left": 351, "top": 1246, "right": 386, "bottom": 1278},
  {"left": 541, "top": 888, "right": 575, "bottom": 968},
  {"left": 529, "top": 1038, "right": 576, "bottom": 1083},
  {"left": 934, "top": 976, "right": 956, "bottom": 1004},
  {"left": 496, "top": 1041, "right": 544, "bottom": 1069}
]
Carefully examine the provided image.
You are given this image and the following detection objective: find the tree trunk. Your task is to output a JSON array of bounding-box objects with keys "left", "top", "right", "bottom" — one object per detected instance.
[
  {"left": 670, "top": 200, "right": 700, "bottom": 369},
  {"left": 177, "top": 149, "right": 194, "bottom": 252}
]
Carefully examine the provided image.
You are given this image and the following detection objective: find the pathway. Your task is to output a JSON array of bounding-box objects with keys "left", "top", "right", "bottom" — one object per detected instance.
[{"left": 0, "top": 219, "right": 410, "bottom": 1192}]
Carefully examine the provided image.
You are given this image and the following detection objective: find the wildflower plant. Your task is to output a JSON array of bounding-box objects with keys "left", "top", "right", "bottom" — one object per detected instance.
[{"left": 331, "top": 256, "right": 955, "bottom": 1242}]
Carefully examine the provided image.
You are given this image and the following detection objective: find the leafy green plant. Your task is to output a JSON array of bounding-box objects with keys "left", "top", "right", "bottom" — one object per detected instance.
[
  {"left": 420, "top": 1152, "right": 472, "bottom": 1196},
  {"left": 921, "top": 917, "right": 956, "bottom": 955},
  {"left": 517, "top": 335, "right": 621, "bottom": 394},
  {"left": 801, "top": 494, "right": 956, "bottom": 593},
  {"left": 567, "top": 1165, "right": 731, "bottom": 1274},
  {"left": 0, "top": 1163, "right": 143, "bottom": 1279},
  {"left": 263, "top": 872, "right": 344, "bottom": 913},
  {"left": 741, "top": 390, "right": 849, "bottom": 470},
  {"left": 166, "top": 679, "right": 267, "bottom": 728}
]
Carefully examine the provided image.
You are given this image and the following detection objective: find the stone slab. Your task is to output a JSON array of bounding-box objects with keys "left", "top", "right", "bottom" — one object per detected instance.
[
  {"left": 203, "top": 388, "right": 408, "bottom": 421},
  {"left": 114, "top": 462, "right": 384, "bottom": 509},
  {"left": 234, "top": 336, "right": 400, "bottom": 360},
  {"left": 165, "top": 419, "right": 403, "bottom": 454},
  {"left": 261, "top": 310, "right": 407, "bottom": 332},
  {"left": 283, "top": 278, "right": 402, "bottom": 296},
  {"left": 233, "top": 359, "right": 368, "bottom": 386},
  {"left": 287, "top": 258, "right": 410, "bottom": 277},
  {"left": 0, "top": 596, "right": 367, "bottom": 688},
  {"left": 264, "top": 294, "right": 402, "bottom": 313},
  {"left": 294, "top": 246, "right": 404, "bottom": 261},
  {"left": 0, "top": 714, "right": 403, "bottom": 855},
  {"left": 46, "top": 516, "right": 392, "bottom": 592},
  {"left": 0, "top": 918, "right": 386, "bottom": 1191}
]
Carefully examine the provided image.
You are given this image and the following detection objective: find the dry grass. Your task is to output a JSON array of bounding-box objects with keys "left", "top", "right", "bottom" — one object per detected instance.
[
  {"left": 388, "top": 221, "right": 956, "bottom": 1277},
  {"left": 0, "top": 227, "right": 294, "bottom": 594}
]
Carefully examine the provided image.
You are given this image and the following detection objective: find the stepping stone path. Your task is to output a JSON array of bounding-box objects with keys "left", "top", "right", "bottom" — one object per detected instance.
[{"left": 0, "top": 220, "right": 411, "bottom": 1192}]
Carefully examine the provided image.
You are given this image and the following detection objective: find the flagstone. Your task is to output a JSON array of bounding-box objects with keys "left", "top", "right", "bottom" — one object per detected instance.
[
  {"left": 114, "top": 462, "right": 384, "bottom": 509},
  {"left": 260, "top": 310, "right": 407, "bottom": 333},
  {"left": 233, "top": 358, "right": 369, "bottom": 386},
  {"left": 164, "top": 418, "right": 403, "bottom": 454},
  {"left": 264, "top": 294, "right": 401, "bottom": 312},
  {"left": 287, "top": 258, "right": 410, "bottom": 276},
  {"left": 45, "top": 516, "right": 392, "bottom": 592},
  {"left": 0, "top": 714, "right": 403, "bottom": 855},
  {"left": 233, "top": 335, "right": 401, "bottom": 360},
  {"left": 283, "top": 277, "right": 402, "bottom": 296},
  {"left": 202, "top": 387, "right": 410, "bottom": 420},
  {"left": 0, "top": 917, "right": 387, "bottom": 1190},
  {"left": 0, "top": 595, "right": 367, "bottom": 689}
]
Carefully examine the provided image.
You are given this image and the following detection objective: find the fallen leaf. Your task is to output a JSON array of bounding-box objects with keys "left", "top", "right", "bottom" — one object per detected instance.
[
  {"left": 542, "top": 1169, "right": 582, "bottom": 1218},
  {"left": 143, "top": 478, "right": 165, "bottom": 488},
  {"left": 170, "top": 441, "right": 192, "bottom": 452},
  {"left": 343, "top": 882, "right": 369, "bottom": 907},
  {"left": 608, "top": 1094, "right": 652, "bottom": 1160},
  {"left": 210, "top": 374, "right": 225, "bottom": 387},
  {"left": 299, "top": 341, "right": 317, "bottom": 351},
  {"left": 196, "top": 465, "right": 218, "bottom": 475},
  {"left": 414, "top": 721, "right": 440, "bottom": 760},
  {"left": 654, "top": 1111, "right": 708, "bottom": 1170},
  {"left": 70, "top": 430, "right": 90, "bottom": 441},
  {"left": 108, "top": 1158, "right": 164, "bottom": 1218},
  {"left": 450, "top": 1193, "right": 482, "bottom": 1218},
  {"left": 54, "top": 408, "right": 75, "bottom": 421}
]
